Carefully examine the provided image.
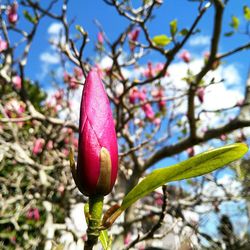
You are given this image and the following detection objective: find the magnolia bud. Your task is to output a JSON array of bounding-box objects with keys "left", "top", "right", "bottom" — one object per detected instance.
[{"left": 75, "top": 69, "right": 118, "bottom": 196}]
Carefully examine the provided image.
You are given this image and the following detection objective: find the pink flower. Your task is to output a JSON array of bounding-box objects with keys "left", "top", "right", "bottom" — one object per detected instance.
[
  {"left": 76, "top": 69, "right": 118, "bottom": 196},
  {"left": 179, "top": 50, "right": 191, "bottom": 63},
  {"left": 32, "top": 138, "right": 45, "bottom": 155},
  {"left": 12, "top": 75, "right": 21, "bottom": 90},
  {"left": 7, "top": 2, "right": 18, "bottom": 25},
  {"left": 97, "top": 32, "right": 104, "bottom": 44},
  {"left": 197, "top": 87, "right": 205, "bottom": 103},
  {"left": 187, "top": 147, "right": 194, "bottom": 157},
  {"left": 0, "top": 37, "right": 8, "bottom": 53}
]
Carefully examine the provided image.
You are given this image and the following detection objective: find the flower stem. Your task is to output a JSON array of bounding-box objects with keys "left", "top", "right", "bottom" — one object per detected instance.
[{"left": 84, "top": 195, "right": 104, "bottom": 250}]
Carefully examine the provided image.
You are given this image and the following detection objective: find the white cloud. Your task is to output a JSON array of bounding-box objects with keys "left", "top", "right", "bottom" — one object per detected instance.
[
  {"left": 38, "top": 23, "right": 65, "bottom": 79},
  {"left": 48, "top": 22, "right": 63, "bottom": 35},
  {"left": 203, "top": 83, "right": 242, "bottom": 110},
  {"left": 40, "top": 52, "right": 60, "bottom": 64},
  {"left": 222, "top": 64, "right": 241, "bottom": 85},
  {"left": 189, "top": 35, "right": 210, "bottom": 46}
]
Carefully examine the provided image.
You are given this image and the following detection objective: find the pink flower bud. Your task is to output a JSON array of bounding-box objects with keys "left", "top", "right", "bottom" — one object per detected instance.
[
  {"left": 144, "top": 62, "right": 154, "bottom": 78},
  {"left": 129, "top": 28, "right": 140, "bottom": 51},
  {"left": 179, "top": 50, "right": 191, "bottom": 63},
  {"left": 26, "top": 208, "right": 40, "bottom": 221},
  {"left": 97, "top": 32, "right": 104, "bottom": 44},
  {"left": 7, "top": 2, "right": 18, "bottom": 25},
  {"left": 76, "top": 69, "right": 118, "bottom": 196},
  {"left": 0, "top": 37, "right": 8, "bottom": 53},
  {"left": 129, "top": 28, "right": 140, "bottom": 42},
  {"left": 197, "top": 87, "right": 205, "bottom": 103},
  {"left": 33, "top": 208, "right": 40, "bottom": 221},
  {"left": 142, "top": 103, "right": 155, "bottom": 120}
]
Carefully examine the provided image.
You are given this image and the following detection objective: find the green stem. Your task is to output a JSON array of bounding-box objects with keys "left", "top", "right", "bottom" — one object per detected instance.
[{"left": 84, "top": 195, "right": 104, "bottom": 250}]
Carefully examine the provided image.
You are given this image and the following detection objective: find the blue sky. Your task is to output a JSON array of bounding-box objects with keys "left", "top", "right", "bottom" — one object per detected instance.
[{"left": 13, "top": 0, "right": 249, "bottom": 86}]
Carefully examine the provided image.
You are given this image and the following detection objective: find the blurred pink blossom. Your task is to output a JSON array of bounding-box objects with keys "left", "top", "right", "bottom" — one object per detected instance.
[
  {"left": 142, "top": 103, "right": 155, "bottom": 120},
  {"left": 197, "top": 87, "right": 205, "bottom": 103},
  {"left": 63, "top": 72, "right": 79, "bottom": 90},
  {"left": 26, "top": 208, "right": 40, "bottom": 221},
  {"left": 153, "top": 117, "right": 161, "bottom": 126},
  {"left": 124, "top": 233, "right": 132, "bottom": 245},
  {"left": 7, "top": 2, "right": 18, "bottom": 24},
  {"left": 54, "top": 89, "right": 64, "bottom": 103},
  {"left": 5, "top": 99, "right": 25, "bottom": 117},
  {"left": 179, "top": 50, "right": 191, "bottom": 63},
  {"left": 138, "top": 88, "right": 147, "bottom": 102},
  {"left": 144, "top": 62, "right": 154, "bottom": 78},
  {"left": 144, "top": 62, "right": 169, "bottom": 78},
  {"left": 0, "top": 37, "right": 8, "bottom": 53},
  {"left": 129, "top": 87, "right": 139, "bottom": 104},
  {"left": 236, "top": 99, "right": 244, "bottom": 107},
  {"left": 220, "top": 134, "right": 227, "bottom": 141},
  {"left": 152, "top": 87, "right": 166, "bottom": 110},
  {"left": 32, "top": 138, "right": 45, "bottom": 155},
  {"left": 187, "top": 147, "right": 194, "bottom": 157},
  {"left": 46, "top": 140, "right": 53, "bottom": 150},
  {"left": 62, "top": 148, "right": 69, "bottom": 157},
  {"left": 12, "top": 75, "right": 22, "bottom": 90},
  {"left": 74, "top": 67, "right": 84, "bottom": 80}
]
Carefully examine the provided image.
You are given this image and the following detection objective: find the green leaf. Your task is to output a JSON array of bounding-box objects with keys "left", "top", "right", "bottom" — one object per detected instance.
[
  {"left": 230, "top": 15, "right": 240, "bottom": 30},
  {"left": 152, "top": 35, "right": 171, "bottom": 47},
  {"left": 243, "top": 5, "right": 250, "bottom": 21},
  {"left": 23, "top": 10, "right": 37, "bottom": 24},
  {"left": 99, "top": 230, "right": 112, "bottom": 250},
  {"left": 121, "top": 143, "right": 248, "bottom": 211},
  {"left": 224, "top": 31, "right": 234, "bottom": 37},
  {"left": 75, "top": 25, "right": 86, "bottom": 35},
  {"left": 179, "top": 28, "right": 189, "bottom": 36},
  {"left": 170, "top": 19, "right": 178, "bottom": 37}
]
